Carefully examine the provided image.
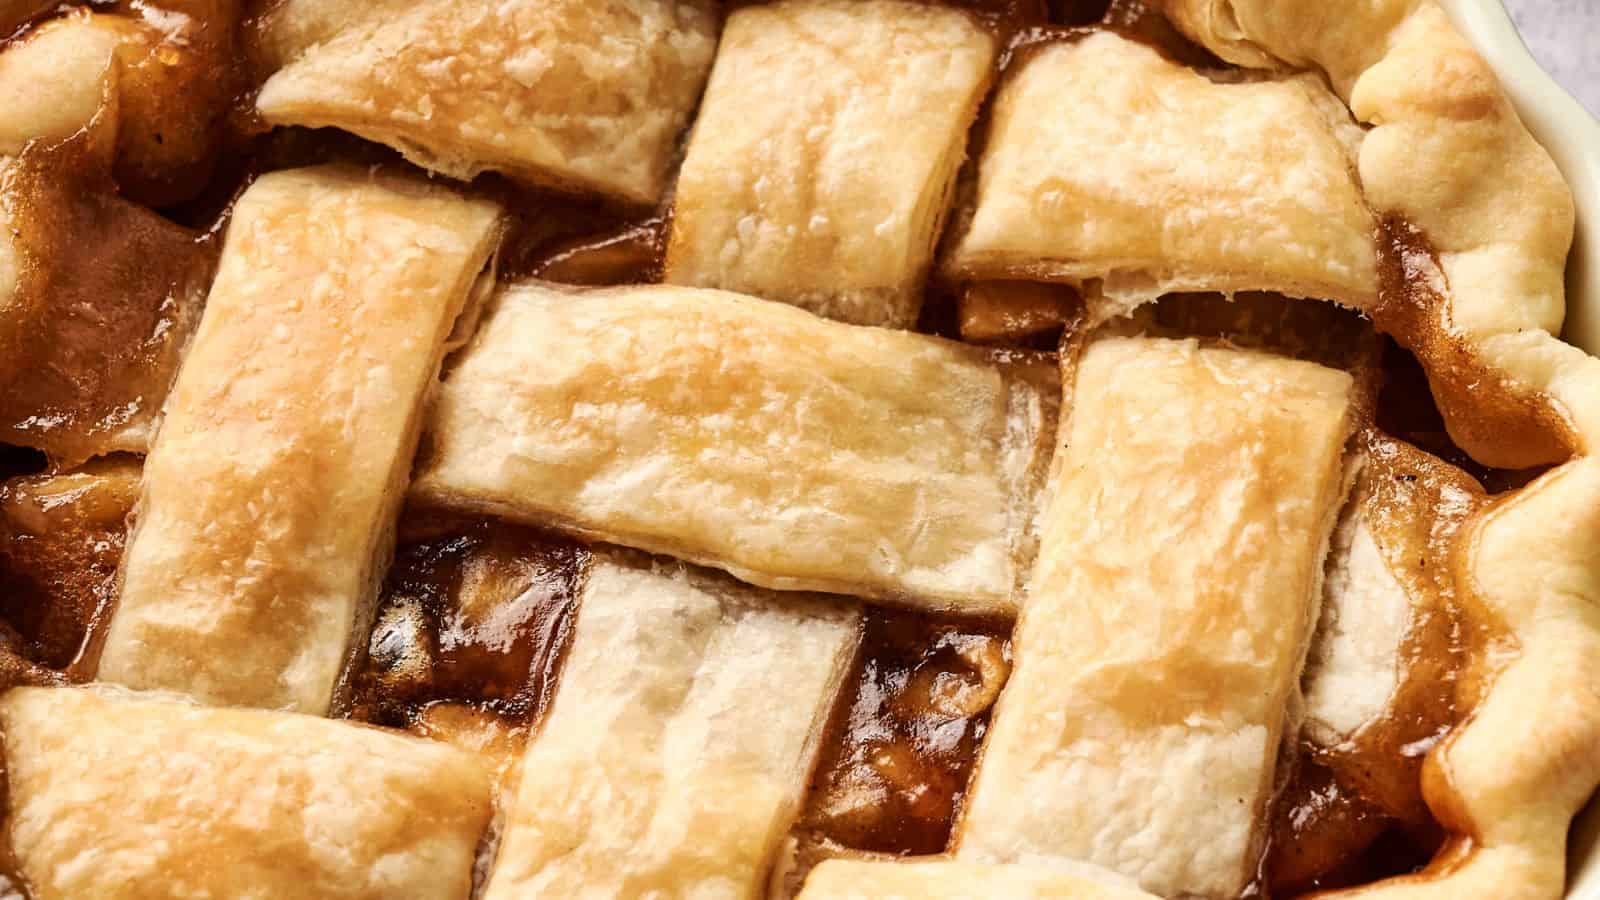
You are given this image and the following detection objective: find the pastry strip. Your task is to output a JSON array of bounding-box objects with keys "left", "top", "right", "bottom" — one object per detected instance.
[
  {"left": 481, "top": 555, "right": 860, "bottom": 899},
  {"left": 98, "top": 165, "right": 501, "bottom": 713},
  {"left": 796, "top": 860, "right": 1158, "bottom": 900},
  {"left": 957, "top": 336, "right": 1355, "bottom": 897},
  {"left": 664, "top": 0, "right": 995, "bottom": 327},
  {"left": 412, "top": 282, "right": 1055, "bottom": 614},
  {"left": 945, "top": 32, "right": 1376, "bottom": 321},
  {"left": 0, "top": 685, "right": 494, "bottom": 900},
  {"left": 254, "top": 0, "right": 718, "bottom": 205}
]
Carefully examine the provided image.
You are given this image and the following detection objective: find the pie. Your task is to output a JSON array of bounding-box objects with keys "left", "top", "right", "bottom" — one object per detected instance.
[{"left": 0, "top": 0, "right": 1596, "bottom": 898}]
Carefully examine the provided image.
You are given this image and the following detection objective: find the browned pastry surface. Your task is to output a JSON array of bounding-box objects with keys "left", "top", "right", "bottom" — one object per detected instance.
[{"left": 0, "top": 0, "right": 1593, "bottom": 898}]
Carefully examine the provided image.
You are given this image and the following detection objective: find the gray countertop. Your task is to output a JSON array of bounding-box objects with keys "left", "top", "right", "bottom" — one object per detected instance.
[{"left": 1504, "top": 0, "right": 1600, "bottom": 116}]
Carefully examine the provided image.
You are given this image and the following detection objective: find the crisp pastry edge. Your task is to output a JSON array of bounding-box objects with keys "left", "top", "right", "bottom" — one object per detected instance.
[{"left": 1155, "top": 2, "right": 1600, "bottom": 897}]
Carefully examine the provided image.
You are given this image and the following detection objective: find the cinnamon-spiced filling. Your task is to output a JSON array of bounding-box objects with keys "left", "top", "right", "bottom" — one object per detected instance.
[
  {"left": 799, "top": 610, "right": 1011, "bottom": 857},
  {"left": 345, "top": 512, "right": 584, "bottom": 743},
  {"left": 0, "top": 458, "right": 140, "bottom": 685},
  {"left": 0, "top": 139, "right": 213, "bottom": 466}
]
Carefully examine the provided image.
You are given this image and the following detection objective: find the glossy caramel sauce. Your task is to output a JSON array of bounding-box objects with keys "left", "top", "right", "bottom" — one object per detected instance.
[
  {"left": 1376, "top": 338, "right": 1552, "bottom": 494},
  {"left": 101, "top": 0, "right": 244, "bottom": 209},
  {"left": 1140, "top": 291, "right": 1381, "bottom": 371},
  {"left": 1263, "top": 433, "right": 1490, "bottom": 896},
  {"left": 0, "top": 0, "right": 244, "bottom": 468},
  {"left": 1371, "top": 218, "right": 1577, "bottom": 471},
  {"left": 344, "top": 511, "right": 586, "bottom": 754},
  {"left": 0, "top": 458, "right": 141, "bottom": 683},
  {"left": 958, "top": 280, "right": 1082, "bottom": 347},
  {"left": 4, "top": 2, "right": 246, "bottom": 206},
  {"left": 999, "top": 0, "right": 1225, "bottom": 76},
  {"left": 1, "top": 135, "right": 214, "bottom": 467},
  {"left": 1266, "top": 758, "right": 1414, "bottom": 894},
  {"left": 798, "top": 610, "right": 1011, "bottom": 857}
]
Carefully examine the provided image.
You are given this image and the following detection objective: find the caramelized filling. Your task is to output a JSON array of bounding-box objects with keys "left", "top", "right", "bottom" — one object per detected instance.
[
  {"left": 0, "top": 2, "right": 51, "bottom": 43},
  {"left": 1267, "top": 758, "right": 1440, "bottom": 895},
  {"left": 1140, "top": 291, "right": 1380, "bottom": 370},
  {"left": 530, "top": 217, "right": 666, "bottom": 286},
  {"left": 958, "top": 280, "right": 1081, "bottom": 347},
  {"left": 1265, "top": 432, "right": 1493, "bottom": 895},
  {"left": 0, "top": 458, "right": 141, "bottom": 681},
  {"left": 799, "top": 610, "right": 1011, "bottom": 857},
  {"left": 99, "top": 0, "right": 244, "bottom": 209},
  {"left": 6, "top": 3, "right": 244, "bottom": 208},
  {"left": 1, "top": 120, "right": 214, "bottom": 467},
  {"left": 0, "top": 448, "right": 43, "bottom": 483},
  {"left": 345, "top": 512, "right": 585, "bottom": 742},
  {"left": 1372, "top": 218, "right": 1577, "bottom": 470},
  {"left": 477, "top": 174, "right": 664, "bottom": 287},
  {"left": 1097, "top": 0, "right": 1225, "bottom": 67},
  {"left": 942, "top": 0, "right": 1047, "bottom": 42},
  {"left": 1377, "top": 339, "right": 1552, "bottom": 493}
]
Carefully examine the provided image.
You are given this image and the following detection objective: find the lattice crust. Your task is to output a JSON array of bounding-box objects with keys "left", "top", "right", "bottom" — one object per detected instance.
[
  {"left": 956, "top": 336, "right": 1357, "bottom": 896},
  {"left": 411, "top": 281, "right": 1057, "bottom": 616},
  {"left": 0, "top": 0, "right": 1595, "bottom": 898},
  {"left": 0, "top": 686, "right": 494, "bottom": 900},
  {"left": 945, "top": 31, "right": 1378, "bottom": 321},
  {"left": 97, "top": 167, "right": 501, "bottom": 714},
  {"left": 663, "top": 0, "right": 996, "bottom": 327},
  {"left": 1144, "top": 3, "right": 1600, "bottom": 897},
  {"left": 795, "top": 859, "right": 1160, "bottom": 899},
  {"left": 483, "top": 555, "right": 859, "bottom": 899},
  {"left": 254, "top": 0, "right": 719, "bottom": 205},
  {"left": 1157, "top": 0, "right": 1580, "bottom": 469}
]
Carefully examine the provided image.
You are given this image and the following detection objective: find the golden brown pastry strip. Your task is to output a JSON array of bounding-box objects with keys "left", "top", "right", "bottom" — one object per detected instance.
[
  {"left": 0, "top": 686, "right": 494, "bottom": 900},
  {"left": 413, "top": 282, "right": 1057, "bottom": 615},
  {"left": 945, "top": 30, "right": 1377, "bottom": 320},
  {"left": 98, "top": 165, "right": 501, "bottom": 713},
  {"left": 665, "top": 0, "right": 996, "bottom": 327},
  {"left": 957, "top": 335, "right": 1356, "bottom": 897},
  {"left": 254, "top": 0, "right": 718, "bottom": 205},
  {"left": 482, "top": 555, "right": 860, "bottom": 898}
]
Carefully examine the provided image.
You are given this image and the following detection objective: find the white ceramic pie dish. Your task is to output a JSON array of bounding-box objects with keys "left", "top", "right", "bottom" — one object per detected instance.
[{"left": 1434, "top": 0, "right": 1600, "bottom": 895}]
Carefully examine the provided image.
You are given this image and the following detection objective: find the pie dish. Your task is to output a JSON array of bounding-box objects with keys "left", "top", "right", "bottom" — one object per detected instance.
[{"left": 0, "top": 0, "right": 1597, "bottom": 898}]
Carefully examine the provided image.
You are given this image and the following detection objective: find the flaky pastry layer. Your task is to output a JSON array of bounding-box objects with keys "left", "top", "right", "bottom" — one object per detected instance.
[
  {"left": 482, "top": 554, "right": 859, "bottom": 899},
  {"left": 1153, "top": 1, "right": 1600, "bottom": 896},
  {"left": 0, "top": 685, "right": 494, "bottom": 900},
  {"left": 255, "top": 0, "right": 718, "bottom": 205},
  {"left": 946, "top": 31, "right": 1378, "bottom": 320},
  {"left": 956, "top": 336, "right": 1356, "bottom": 897},
  {"left": 413, "top": 281, "right": 1056, "bottom": 614},
  {"left": 665, "top": 0, "right": 996, "bottom": 327},
  {"left": 98, "top": 165, "right": 501, "bottom": 713}
]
